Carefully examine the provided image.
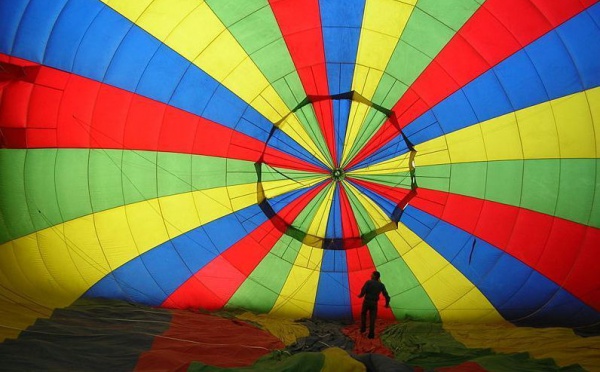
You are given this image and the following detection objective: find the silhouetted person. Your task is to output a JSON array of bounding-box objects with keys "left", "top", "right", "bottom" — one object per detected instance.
[{"left": 358, "top": 271, "right": 390, "bottom": 339}]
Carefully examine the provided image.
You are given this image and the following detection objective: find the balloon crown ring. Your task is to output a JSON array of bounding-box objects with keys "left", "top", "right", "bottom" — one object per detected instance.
[{"left": 255, "top": 91, "right": 418, "bottom": 250}]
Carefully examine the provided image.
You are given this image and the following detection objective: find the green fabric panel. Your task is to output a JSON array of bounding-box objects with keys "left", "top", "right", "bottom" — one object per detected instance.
[
  {"left": 227, "top": 236, "right": 301, "bottom": 313},
  {"left": 370, "top": 235, "right": 440, "bottom": 322},
  {"left": 260, "top": 166, "right": 320, "bottom": 183},
  {"left": 484, "top": 160, "right": 523, "bottom": 206},
  {"left": 371, "top": 0, "right": 482, "bottom": 110},
  {"left": 414, "top": 164, "right": 451, "bottom": 191},
  {"left": 206, "top": 0, "right": 335, "bottom": 163},
  {"left": 555, "top": 159, "right": 597, "bottom": 227},
  {"left": 0, "top": 149, "right": 257, "bottom": 243},
  {"left": 382, "top": 322, "right": 577, "bottom": 370},
  {"left": 591, "top": 160, "right": 600, "bottom": 227},
  {"left": 521, "top": 160, "right": 560, "bottom": 217},
  {"left": 89, "top": 150, "right": 125, "bottom": 213},
  {"left": 0, "top": 149, "right": 32, "bottom": 242},
  {"left": 448, "top": 162, "right": 487, "bottom": 198},
  {"left": 292, "top": 182, "right": 333, "bottom": 233},
  {"left": 376, "top": 75, "right": 412, "bottom": 109},
  {"left": 344, "top": 184, "right": 377, "bottom": 234},
  {"left": 122, "top": 150, "right": 159, "bottom": 204},
  {"left": 24, "top": 150, "right": 62, "bottom": 233},
  {"left": 350, "top": 173, "right": 412, "bottom": 188},
  {"left": 343, "top": 109, "right": 388, "bottom": 166},
  {"left": 294, "top": 106, "right": 333, "bottom": 167},
  {"left": 205, "top": 0, "right": 305, "bottom": 108},
  {"left": 157, "top": 152, "right": 192, "bottom": 196},
  {"left": 55, "top": 149, "right": 93, "bottom": 222},
  {"left": 421, "top": 160, "right": 597, "bottom": 227}
]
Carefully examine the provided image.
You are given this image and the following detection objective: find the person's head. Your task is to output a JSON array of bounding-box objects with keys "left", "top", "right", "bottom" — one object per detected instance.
[{"left": 371, "top": 271, "right": 381, "bottom": 281}]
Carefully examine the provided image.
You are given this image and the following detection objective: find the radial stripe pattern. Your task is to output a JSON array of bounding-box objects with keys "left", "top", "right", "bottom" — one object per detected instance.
[{"left": 0, "top": 0, "right": 599, "bottom": 331}]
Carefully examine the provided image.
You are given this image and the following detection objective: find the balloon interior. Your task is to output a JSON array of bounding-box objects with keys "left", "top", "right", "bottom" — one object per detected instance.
[{"left": 0, "top": 0, "right": 599, "bottom": 370}]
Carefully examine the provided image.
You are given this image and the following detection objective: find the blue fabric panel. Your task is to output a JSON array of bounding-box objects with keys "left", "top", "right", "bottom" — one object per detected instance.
[
  {"left": 402, "top": 5, "right": 600, "bottom": 147},
  {"left": 71, "top": 7, "right": 132, "bottom": 82},
  {"left": 86, "top": 204, "right": 267, "bottom": 304},
  {"left": 11, "top": 0, "right": 68, "bottom": 63},
  {"left": 237, "top": 108, "right": 274, "bottom": 143},
  {"left": 402, "top": 206, "right": 600, "bottom": 327},
  {"left": 103, "top": 27, "right": 162, "bottom": 94},
  {"left": 431, "top": 90, "right": 479, "bottom": 135},
  {"left": 462, "top": 70, "right": 515, "bottom": 120},
  {"left": 493, "top": 49, "right": 549, "bottom": 110},
  {"left": 314, "top": 253, "right": 352, "bottom": 320},
  {"left": 0, "top": 0, "right": 29, "bottom": 53},
  {"left": 335, "top": 99, "right": 352, "bottom": 165},
  {"left": 402, "top": 111, "right": 443, "bottom": 147},
  {"left": 326, "top": 185, "right": 343, "bottom": 239},
  {"left": 350, "top": 181, "right": 396, "bottom": 217},
  {"left": 527, "top": 30, "right": 582, "bottom": 99},
  {"left": 320, "top": 0, "right": 365, "bottom": 95},
  {"left": 268, "top": 129, "right": 328, "bottom": 169},
  {"left": 136, "top": 44, "right": 190, "bottom": 103},
  {"left": 349, "top": 134, "right": 409, "bottom": 171},
  {"left": 86, "top": 258, "right": 165, "bottom": 305},
  {"left": 556, "top": 5, "right": 600, "bottom": 89},
  {"left": 2, "top": 0, "right": 274, "bottom": 141},
  {"left": 44, "top": 0, "right": 103, "bottom": 70}
]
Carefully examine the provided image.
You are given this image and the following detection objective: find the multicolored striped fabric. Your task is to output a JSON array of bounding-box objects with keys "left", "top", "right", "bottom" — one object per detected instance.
[{"left": 0, "top": 0, "right": 599, "bottom": 335}]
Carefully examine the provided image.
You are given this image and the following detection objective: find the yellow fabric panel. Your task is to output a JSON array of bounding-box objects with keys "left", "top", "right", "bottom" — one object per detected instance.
[
  {"left": 414, "top": 137, "right": 450, "bottom": 167},
  {"left": 341, "top": 0, "right": 416, "bottom": 165},
  {"left": 236, "top": 312, "right": 310, "bottom": 345},
  {"left": 322, "top": 347, "right": 367, "bottom": 372},
  {"left": 262, "top": 176, "right": 328, "bottom": 201},
  {"left": 355, "top": 0, "right": 416, "bottom": 98},
  {"left": 552, "top": 91, "right": 596, "bottom": 158},
  {"left": 444, "top": 124, "right": 487, "bottom": 163},
  {"left": 393, "top": 224, "right": 504, "bottom": 323},
  {"left": 414, "top": 89, "right": 600, "bottom": 166},
  {"left": 103, "top": 0, "right": 328, "bottom": 167},
  {"left": 0, "top": 299, "right": 52, "bottom": 342},
  {"left": 0, "top": 185, "right": 259, "bottom": 315},
  {"left": 159, "top": 193, "right": 201, "bottom": 238},
  {"left": 444, "top": 323, "right": 600, "bottom": 371},
  {"left": 348, "top": 153, "right": 411, "bottom": 175},
  {"left": 277, "top": 115, "right": 331, "bottom": 167},
  {"left": 588, "top": 87, "right": 600, "bottom": 155},
  {"left": 517, "top": 101, "right": 560, "bottom": 159},
  {"left": 341, "top": 101, "right": 371, "bottom": 165},
  {"left": 304, "top": 183, "right": 335, "bottom": 240},
  {"left": 269, "top": 245, "right": 322, "bottom": 319},
  {"left": 343, "top": 181, "right": 390, "bottom": 230},
  {"left": 480, "top": 113, "right": 523, "bottom": 160}
]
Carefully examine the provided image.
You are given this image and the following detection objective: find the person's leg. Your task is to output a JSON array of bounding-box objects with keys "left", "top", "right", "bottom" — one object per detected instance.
[
  {"left": 368, "top": 304, "right": 377, "bottom": 338},
  {"left": 360, "top": 302, "right": 367, "bottom": 333}
]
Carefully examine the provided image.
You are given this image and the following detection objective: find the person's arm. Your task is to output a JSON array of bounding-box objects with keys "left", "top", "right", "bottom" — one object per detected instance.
[
  {"left": 358, "top": 282, "right": 366, "bottom": 298},
  {"left": 382, "top": 284, "right": 390, "bottom": 307}
]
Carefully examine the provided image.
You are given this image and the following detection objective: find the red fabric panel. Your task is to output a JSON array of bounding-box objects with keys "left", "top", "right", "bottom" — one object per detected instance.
[
  {"left": 412, "top": 188, "right": 600, "bottom": 310},
  {"left": 269, "top": 0, "right": 336, "bottom": 164},
  {"left": 89, "top": 84, "right": 132, "bottom": 148},
  {"left": 349, "top": 177, "right": 410, "bottom": 204},
  {"left": 57, "top": 75, "right": 100, "bottom": 148},
  {"left": 347, "top": 0, "right": 595, "bottom": 168},
  {"left": 0, "top": 81, "right": 32, "bottom": 128},
  {"left": 135, "top": 310, "right": 284, "bottom": 370},
  {"left": 0, "top": 54, "right": 324, "bottom": 172},
  {"left": 123, "top": 94, "right": 165, "bottom": 150},
  {"left": 346, "top": 246, "right": 375, "bottom": 319},
  {"left": 339, "top": 184, "right": 361, "bottom": 240},
  {"left": 163, "top": 183, "right": 328, "bottom": 310}
]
